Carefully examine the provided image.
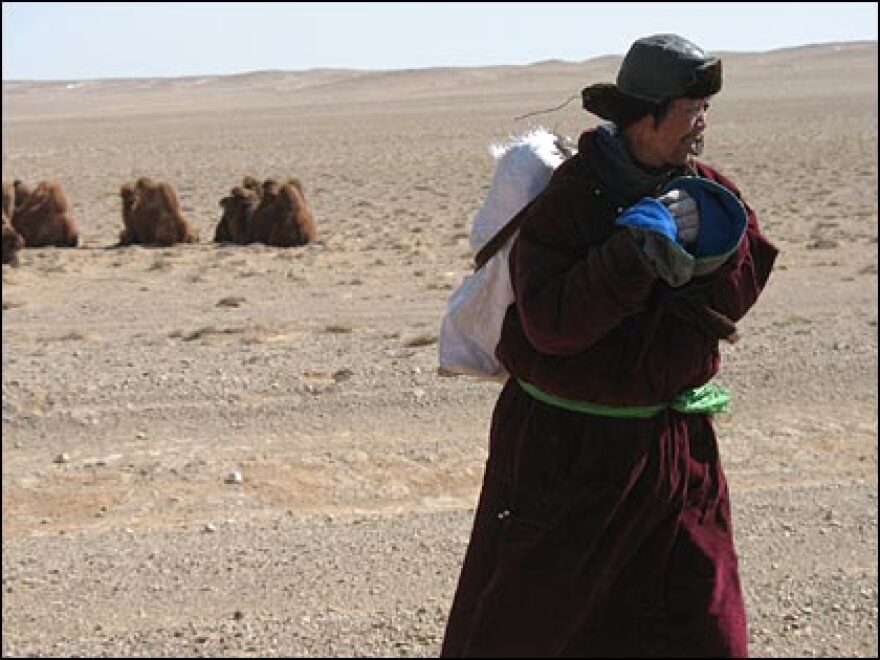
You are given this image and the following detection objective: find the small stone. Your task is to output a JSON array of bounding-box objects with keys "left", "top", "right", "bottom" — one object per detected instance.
[
  {"left": 203, "top": 523, "right": 216, "bottom": 533},
  {"left": 224, "top": 470, "right": 243, "bottom": 484},
  {"left": 53, "top": 452, "right": 70, "bottom": 463},
  {"left": 216, "top": 296, "right": 246, "bottom": 308}
]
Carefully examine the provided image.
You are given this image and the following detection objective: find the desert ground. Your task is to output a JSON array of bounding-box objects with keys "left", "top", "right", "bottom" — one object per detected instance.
[{"left": 2, "top": 42, "right": 877, "bottom": 657}]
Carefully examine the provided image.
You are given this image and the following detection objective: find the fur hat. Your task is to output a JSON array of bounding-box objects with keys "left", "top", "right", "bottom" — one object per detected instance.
[{"left": 582, "top": 34, "right": 722, "bottom": 125}]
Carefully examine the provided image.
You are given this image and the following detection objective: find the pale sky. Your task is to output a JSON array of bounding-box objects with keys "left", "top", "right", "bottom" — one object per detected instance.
[{"left": 2, "top": 2, "right": 877, "bottom": 81}]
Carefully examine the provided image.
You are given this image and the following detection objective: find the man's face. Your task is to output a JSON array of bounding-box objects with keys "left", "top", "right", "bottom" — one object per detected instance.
[{"left": 641, "top": 96, "right": 711, "bottom": 167}]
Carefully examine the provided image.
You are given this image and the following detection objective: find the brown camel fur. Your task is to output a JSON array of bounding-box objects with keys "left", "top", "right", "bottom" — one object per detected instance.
[
  {"left": 10, "top": 181, "right": 79, "bottom": 248},
  {"left": 118, "top": 177, "right": 198, "bottom": 246}
]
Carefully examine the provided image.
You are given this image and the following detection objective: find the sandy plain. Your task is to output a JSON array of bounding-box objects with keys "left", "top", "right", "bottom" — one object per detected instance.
[{"left": 1, "top": 42, "right": 877, "bottom": 657}]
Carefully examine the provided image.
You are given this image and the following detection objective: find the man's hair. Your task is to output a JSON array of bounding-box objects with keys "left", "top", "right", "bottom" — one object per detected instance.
[
  {"left": 614, "top": 97, "right": 672, "bottom": 130},
  {"left": 649, "top": 99, "right": 675, "bottom": 127}
]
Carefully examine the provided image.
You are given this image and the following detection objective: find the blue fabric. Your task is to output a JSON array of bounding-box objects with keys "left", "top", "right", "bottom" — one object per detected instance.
[
  {"left": 660, "top": 176, "right": 747, "bottom": 259},
  {"left": 614, "top": 197, "right": 683, "bottom": 246}
]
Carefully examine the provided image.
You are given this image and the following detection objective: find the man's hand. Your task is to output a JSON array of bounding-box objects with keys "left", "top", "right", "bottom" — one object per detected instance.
[
  {"left": 615, "top": 197, "right": 694, "bottom": 287},
  {"left": 658, "top": 188, "right": 699, "bottom": 246}
]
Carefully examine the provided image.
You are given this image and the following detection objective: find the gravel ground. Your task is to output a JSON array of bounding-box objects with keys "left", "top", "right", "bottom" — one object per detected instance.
[
  {"left": 2, "top": 483, "right": 876, "bottom": 658},
  {"left": 3, "top": 43, "right": 877, "bottom": 657}
]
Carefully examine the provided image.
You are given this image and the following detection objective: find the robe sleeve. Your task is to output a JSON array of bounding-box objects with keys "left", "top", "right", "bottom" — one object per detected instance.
[
  {"left": 695, "top": 166, "right": 779, "bottom": 322},
  {"left": 510, "top": 186, "right": 659, "bottom": 356}
]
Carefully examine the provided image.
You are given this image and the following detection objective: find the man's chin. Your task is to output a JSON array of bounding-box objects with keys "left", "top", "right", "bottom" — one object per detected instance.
[
  {"left": 687, "top": 134, "right": 705, "bottom": 156},
  {"left": 665, "top": 151, "right": 692, "bottom": 167}
]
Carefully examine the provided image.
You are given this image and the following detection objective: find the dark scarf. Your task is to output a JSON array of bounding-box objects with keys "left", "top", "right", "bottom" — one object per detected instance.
[{"left": 588, "top": 123, "right": 685, "bottom": 208}]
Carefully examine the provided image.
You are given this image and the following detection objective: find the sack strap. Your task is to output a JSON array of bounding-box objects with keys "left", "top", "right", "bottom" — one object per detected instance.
[
  {"left": 473, "top": 198, "right": 534, "bottom": 271},
  {"left": 473, "top": 134, "right": 575, "bottom": 272}
]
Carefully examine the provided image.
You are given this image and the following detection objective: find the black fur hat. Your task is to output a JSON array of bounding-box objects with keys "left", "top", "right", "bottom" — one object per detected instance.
[{"left": 582, "top": 34, "right": 722, "bottom": 125}]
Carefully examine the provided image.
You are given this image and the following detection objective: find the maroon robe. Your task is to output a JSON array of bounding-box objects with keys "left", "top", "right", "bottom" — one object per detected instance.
[{"left": 441, "top": 129, "right": 779, "bottom": 658}]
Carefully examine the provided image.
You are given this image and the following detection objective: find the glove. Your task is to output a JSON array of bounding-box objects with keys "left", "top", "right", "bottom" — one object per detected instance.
[
  {"left": 615, "top": 198, "right": 694, "bottom": 288},
  {"left": 657, "top": 188, "right": 699, "bottom": 246}
]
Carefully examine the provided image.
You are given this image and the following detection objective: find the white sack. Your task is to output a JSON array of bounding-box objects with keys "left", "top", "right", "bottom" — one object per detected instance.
[
  {"left": 439, "top": 127, "right": 575, "bottom": 380},
  {"left": 469, "top": 128, "right": 570, "bottom": 254}
]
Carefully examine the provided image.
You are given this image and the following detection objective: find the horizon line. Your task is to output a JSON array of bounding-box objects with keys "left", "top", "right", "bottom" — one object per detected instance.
[{"left": 3, "top": 39, "right": 876, "bottom": 85}]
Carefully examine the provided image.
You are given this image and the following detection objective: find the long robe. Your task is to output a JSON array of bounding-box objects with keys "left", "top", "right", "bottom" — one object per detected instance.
[{"left": 441, "top": 129, "right": 779, "bottom": 658}]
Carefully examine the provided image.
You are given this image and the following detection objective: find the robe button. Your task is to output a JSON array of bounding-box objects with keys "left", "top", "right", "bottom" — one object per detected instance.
[
  {"left": 617, "top": 207, "right": 624, "bottom": 213},
  {"left": 593, "top": 189, "right": 601, "bottom": 196}
]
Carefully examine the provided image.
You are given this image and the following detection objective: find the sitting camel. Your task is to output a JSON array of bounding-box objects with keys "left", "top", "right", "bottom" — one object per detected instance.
[
  {"left": 2, "top": 216, "right": 25, "bottom": 266},
  {"left": 214, "top": 176, "right": 262, "bottom": 244},
  {"left": 9, "top": 180, "right": 79, "bottom": 248},
  {"left": 118, "top": 177, "right": 199, "bottom": 246}
]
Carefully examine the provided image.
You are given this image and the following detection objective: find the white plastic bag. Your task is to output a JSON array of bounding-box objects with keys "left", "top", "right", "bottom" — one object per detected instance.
[
  {"left": 438, "top": 128, "right": 574, "bottom": 380},
  {"left": 437, "top": 238, "right": 517, "bottom": 380}
]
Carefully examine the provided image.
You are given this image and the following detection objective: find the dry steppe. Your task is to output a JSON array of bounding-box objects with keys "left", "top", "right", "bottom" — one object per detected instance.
[{"left": 2, "top": 42, "right": 877, "bottom": 657}]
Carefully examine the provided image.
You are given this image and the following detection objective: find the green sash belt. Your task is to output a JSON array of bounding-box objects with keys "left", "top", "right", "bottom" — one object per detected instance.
[{"left": 517, "top": 380, "right": 730, "bottom": 419}]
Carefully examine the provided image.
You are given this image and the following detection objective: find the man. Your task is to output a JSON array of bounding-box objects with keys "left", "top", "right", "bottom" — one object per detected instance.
[{"left": 441, "top": 34, "right": 779, "bottom": 657}]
